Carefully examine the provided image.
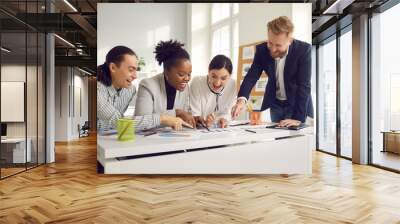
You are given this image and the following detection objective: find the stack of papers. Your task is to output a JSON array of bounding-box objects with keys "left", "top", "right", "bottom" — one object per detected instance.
[{"left": 229, "top": 120, "right": 250, "bottom": 126}]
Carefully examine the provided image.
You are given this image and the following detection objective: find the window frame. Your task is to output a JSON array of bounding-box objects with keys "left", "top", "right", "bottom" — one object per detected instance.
[
  {"left": 315, "top": 24, "right": 353, "bottom": 161},
  {"left": 368, "top": 0, "right": 400, "bottom": 173},
  {"left": 210, "top": 3, "right": 239, "bottom": 78}
]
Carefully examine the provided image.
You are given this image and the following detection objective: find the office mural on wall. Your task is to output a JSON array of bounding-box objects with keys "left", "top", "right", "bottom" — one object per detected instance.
[{"left": 97, "top": 3, "right": 313, "bottom": 175}]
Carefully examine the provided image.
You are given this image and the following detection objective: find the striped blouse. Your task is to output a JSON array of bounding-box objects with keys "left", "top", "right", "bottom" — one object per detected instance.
[{"left": 97, "top": 81, "right": 160, "bottom": 131}]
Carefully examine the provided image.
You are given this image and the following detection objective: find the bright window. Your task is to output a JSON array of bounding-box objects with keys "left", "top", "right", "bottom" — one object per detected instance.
[
  {"left": 211, "top": 3, "right": 230, "bottom": 24},
  {"left": 340, "top": 28, "right": 352, "bottom": 158},
  {"left": 211, "top": 3, "right": 239, "bottom": 78},
  {"left": 371, "top": 2, "right": 400, "bottom": 170},
  {"left": 212, "top": 25, "right": 230, "bottom": 57},
  {"left": 318, "top": 37, "right": 337, "bottom": 155}
]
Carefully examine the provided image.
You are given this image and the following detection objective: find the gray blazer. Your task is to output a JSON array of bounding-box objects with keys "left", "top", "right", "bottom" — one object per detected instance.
[{"left": 134, "top": 73, "right": 190, "bottom": 117}]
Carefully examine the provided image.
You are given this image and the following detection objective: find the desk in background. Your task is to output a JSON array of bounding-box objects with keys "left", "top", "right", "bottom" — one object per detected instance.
[
  {"left": 1, "top": 138, "right": 31, "bottom": 164},
  {"left": 97, "top": 125, "right": 314, "bottom": 174},
  {"left": 382, "top": 131, "right": 400, "bottom": 154}
]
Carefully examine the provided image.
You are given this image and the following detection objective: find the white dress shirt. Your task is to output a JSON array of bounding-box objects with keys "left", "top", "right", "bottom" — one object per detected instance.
[
  {"left": 189, "top": 76, "right": 237, "bottom": 121},
  {"left": 97, "top": 81, "right": 160, "bottom": 131},
  {"left": 275, "top": 52, "right": 288, "bottom": 101}
]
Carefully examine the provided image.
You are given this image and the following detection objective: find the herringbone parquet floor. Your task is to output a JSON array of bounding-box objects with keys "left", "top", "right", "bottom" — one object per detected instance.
[{"left": 1, "top": 134, "right": 400, "bottom": 224}]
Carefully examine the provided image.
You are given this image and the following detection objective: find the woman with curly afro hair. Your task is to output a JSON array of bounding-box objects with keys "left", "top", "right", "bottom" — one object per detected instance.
[{"left": 135, "top": 39, "right": 196, "bottom": 128}]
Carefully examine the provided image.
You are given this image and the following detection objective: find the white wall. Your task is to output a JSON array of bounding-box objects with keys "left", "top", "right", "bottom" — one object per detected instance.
[
  {"left": 1, "top": 82, "right": 24, "bottom": 122},
  {"left": 79, "top": 76, "right": 89, "bottom": 126},
  {"left": 55, "top": 67, "right": 69, "bottom": 141},
  {"left": 189, "top": 3, "right": 211, "bottom": 77},
  {"left": 239, "top": 3, "right": 293, "bottom": 45},
  {"left": 73, "top": 74, "right": 89, "bottom": 138},
  {"left": 1, "top": 65, "right": 26, "bottom": 82},
  {"left": 98, "top": 3, "right": 188, "bottom": 75},
  {"left": 291, "top": 3, "right": 312, "bottom": 44},
  {"left": 239, "top": 3, "right": 311, "bottom": 45},
  {"left": 1, "top": 65, "right": 26, "bottom": 138},
  {"left": 54, "top": 67, "right": 89, "bottom": 141}
]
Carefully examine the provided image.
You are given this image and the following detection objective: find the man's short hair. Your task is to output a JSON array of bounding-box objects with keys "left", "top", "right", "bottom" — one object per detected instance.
[{"left": 267, "top": 16, "right": 294, "bottom": 36}]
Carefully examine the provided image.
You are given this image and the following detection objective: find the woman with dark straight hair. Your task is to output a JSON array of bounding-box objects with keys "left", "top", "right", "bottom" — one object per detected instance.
[
  {"left": 135, "top": 40, "right": 196, "bottom": 128},
  {"left": 97, "top": 45, "right": 185, "bottom": 131},
  {"left": 189, "top": 54, "right": 237, "bottom": 128}
]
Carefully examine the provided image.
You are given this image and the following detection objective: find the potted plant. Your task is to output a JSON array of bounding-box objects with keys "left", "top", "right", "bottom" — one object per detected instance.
[{"left": 137, "top": 57, "right": 146, "bottom": 72}]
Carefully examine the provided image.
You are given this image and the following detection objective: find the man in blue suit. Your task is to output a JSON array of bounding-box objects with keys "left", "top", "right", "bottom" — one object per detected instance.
[{"left": 232, "top": 16, "right": 313, "bottom": 127}]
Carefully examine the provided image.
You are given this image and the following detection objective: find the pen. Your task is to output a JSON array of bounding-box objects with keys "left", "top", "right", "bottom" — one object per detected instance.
[
  {"left": 245, "top": 129, "right": 256, "bottom": 133},
  {"left": 197, "top": 120, "right": 210, "bottom": 131},
  {"left": 144, "top": 131, "right": 157, "bottom": 137}
]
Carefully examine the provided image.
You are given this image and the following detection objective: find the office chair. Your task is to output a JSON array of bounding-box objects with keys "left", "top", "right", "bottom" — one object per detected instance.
[{"left": 78, "top": 121, "right": 90, "bottom": 138}]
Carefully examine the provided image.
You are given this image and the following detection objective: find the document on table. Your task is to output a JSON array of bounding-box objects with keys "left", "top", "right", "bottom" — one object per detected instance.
[
  {"left": 143, "top": 124, "right": 287, "bottom": 140},
  {"left": 229, "top": 120, "right": 250, "bottom": 126},
  {"left": 146, "top": 127, "right": 246, "bottom": 139},
  {"left": 145, "top": 128, "right": 199, "bottom": 139}
]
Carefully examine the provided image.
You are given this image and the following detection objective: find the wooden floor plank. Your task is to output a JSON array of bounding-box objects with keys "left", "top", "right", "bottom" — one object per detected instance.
[{"left": 1, "top": 134, "right": 400, "bottom": 223}]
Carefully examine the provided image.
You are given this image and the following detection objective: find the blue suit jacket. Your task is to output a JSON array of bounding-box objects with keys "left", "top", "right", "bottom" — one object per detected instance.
[{"left": 238, "top": 39, "right": 313, "bottom": 122}]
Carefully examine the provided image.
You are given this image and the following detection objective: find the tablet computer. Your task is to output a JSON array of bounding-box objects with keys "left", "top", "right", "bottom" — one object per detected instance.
[{"left": 265, "top": 123, "right": 307, "bottom": 130}]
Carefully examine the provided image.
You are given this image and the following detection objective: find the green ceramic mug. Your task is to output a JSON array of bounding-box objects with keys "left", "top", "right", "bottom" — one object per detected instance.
[{"left": 117, "top": 118, "right": 135, "bottom": 141}]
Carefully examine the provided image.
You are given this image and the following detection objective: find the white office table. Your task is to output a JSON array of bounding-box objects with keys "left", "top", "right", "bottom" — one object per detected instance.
[
  {"left": 97, "top": 125, "right": 314, "bottom": 174},
  {"left": 1, "top": 138, "right": 32, "bottom": 163}
]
